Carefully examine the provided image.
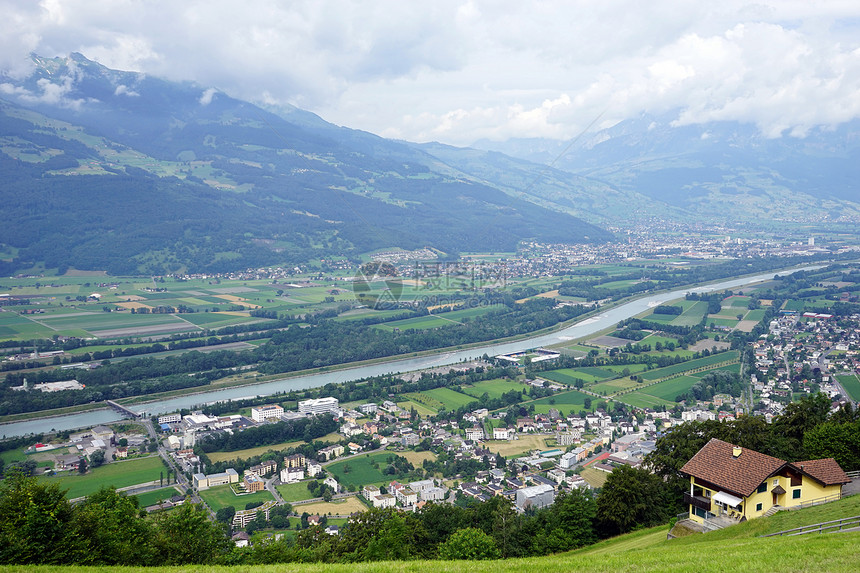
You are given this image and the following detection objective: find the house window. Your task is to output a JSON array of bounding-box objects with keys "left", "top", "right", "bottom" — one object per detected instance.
[
  {"left": 793, "top": 489, "right": 801, "bottom": 499},
  {"left": 756, "top": 503, "right": 763, "bottom": 511},
  {"left": 773, "top": 479, "right": 779, "bottom": 486},
  {"left": 757, "top": 483, "right": 767, "bottom": 493}
]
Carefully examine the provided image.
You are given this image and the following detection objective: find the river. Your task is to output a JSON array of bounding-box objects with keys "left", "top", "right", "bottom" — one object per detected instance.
[{"left": 0, "top": 266, "right": 816, "bottom": 438}]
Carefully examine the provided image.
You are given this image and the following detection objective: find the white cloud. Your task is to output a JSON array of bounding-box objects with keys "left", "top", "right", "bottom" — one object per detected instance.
[
  {"left": 1, "top": 0, "right": 859, "bottom": 145},
  {"left": 198, "top": 87, "right": 217, "bottom": 106}
]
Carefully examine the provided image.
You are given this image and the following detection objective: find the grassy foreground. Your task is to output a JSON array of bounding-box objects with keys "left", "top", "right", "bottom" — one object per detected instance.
[
  {"left": 2, "top": 496, "right": 859, "bottom": 572},
  {"left": 0, "top": 531, "right": 858, "bottom": 573}
]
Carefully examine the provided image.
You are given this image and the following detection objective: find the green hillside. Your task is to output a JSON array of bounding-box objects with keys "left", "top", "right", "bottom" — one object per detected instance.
[{"left": 3, "top": 493, "right": 857, "bottom": 572}]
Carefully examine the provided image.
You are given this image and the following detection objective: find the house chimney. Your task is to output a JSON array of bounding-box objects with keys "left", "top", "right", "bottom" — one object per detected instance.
[{"left": 732, "top": 447, "right": 742, "bottom": 458}]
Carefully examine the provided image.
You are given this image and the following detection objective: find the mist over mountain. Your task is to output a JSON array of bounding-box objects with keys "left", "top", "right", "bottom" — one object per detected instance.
[
  {"left": 0, "top": 54, "right": 611, "bottom": 275},
  {"left": 472, "top": 113, "right": 860, "bottom": 226}
]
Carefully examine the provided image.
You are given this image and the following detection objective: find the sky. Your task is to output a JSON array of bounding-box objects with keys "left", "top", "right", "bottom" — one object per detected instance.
[{"left": 2, "top": 0, "right": 860, "bottom": 146}]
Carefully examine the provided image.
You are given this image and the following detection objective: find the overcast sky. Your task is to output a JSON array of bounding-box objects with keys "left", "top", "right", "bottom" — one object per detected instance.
[{"left": 3, "top": 0, "right": 860, "bottom": 146}]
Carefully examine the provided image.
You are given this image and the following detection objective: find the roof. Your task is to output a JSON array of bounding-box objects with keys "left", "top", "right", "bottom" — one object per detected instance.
[
  {"left": 680, "top": 438, "right": 786, "bottom": 497},
  {"left": 792, "top": 458, "right": 851, "bottom": 486}
]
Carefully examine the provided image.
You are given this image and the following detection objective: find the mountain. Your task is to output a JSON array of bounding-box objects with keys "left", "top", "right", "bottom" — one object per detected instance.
[
  {"left": 0, "top": 54, "right": 612, "bottom": 275},
  {"left": 472, "top": 113, "right": 860, "bottom": 227}
]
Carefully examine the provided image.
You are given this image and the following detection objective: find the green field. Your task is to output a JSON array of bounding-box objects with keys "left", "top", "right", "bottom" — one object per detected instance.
[
  {"left": 590, "top": 378, "right": 641, "bottom": 395},
  {"left": 639, "top": 351, "right": 740, "bottom": 381},
  {"left": 198, "top": 484, "right": 275, "bottom": 513},
  {"left": 620, "top": 391, "right": 676, "bottom": 409},
  {"left": 133, "top": 486, "right": 182, "bottom": 507},
  {"left": 836, "top": 373, "right": 860, "bottom": 401},
  {"left": 540, "top": 367, "right": 614, "bottom": 385},
  {"left": 39, "top": 455, "right": 165, "bottom": 499},
  {"left": 461, "top": 379, "right": 525, "bottom": 399},
  {"left": 374, "top": 315, "right": 450, "bottom": 331},
  {"left": 642, "top": 375, "right": 702, "bottom": 401},
  {"left": 275, "top": 481, "right": 318, "bottom": 503},
  {"left": 670, "top": 301, "right": 709, "bottom": 327},
  {"left": 327, "top": 452, "right": 411, "bottom": 488},
  {"left": 530, "top": 389, "right": 593, "bottom": 414},
  {"left": 420, "top": 387, "right": 478, "bottom": 409},
  {"left": 745, "top": 309, "right": 767, "bottom": 322},
  {"left": 707, "top": 317, "right": 740, "bottom": 328}
]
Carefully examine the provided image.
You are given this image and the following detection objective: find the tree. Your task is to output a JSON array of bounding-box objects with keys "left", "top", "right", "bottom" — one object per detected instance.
[
  {"left": 72, "top": 487, "right": 156, "bottom": 565},
  {"left": 78, "top": 458, "right": 88, "bottom": 474},
  {"left": 215, "top": 506, "right": 236, "bottom": 523},
  {"left": 438, "top": 527, "right": 500, "bottom": 560},
  {"left": 803, "top": 419, "right": 860, "bottom": 472},
  {"left": 0, "top": 472, "right": 83, "bottom": 564},
  {"left": 151, "top": 503, "right": 231, "bottom": 565},
  {"left": 596, "top": 465, "right": 670, "bottom": 537}
]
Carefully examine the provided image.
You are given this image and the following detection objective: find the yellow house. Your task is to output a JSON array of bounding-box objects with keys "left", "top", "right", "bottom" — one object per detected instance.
[{"left": 680, "top": 438, "right": 850, "bottom": 525}]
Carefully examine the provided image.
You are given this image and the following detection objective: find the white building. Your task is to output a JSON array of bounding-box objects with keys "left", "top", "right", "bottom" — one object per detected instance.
[
  {"left": 158, "top": 413, "right": 181, "bottom": 424},
  {"left": 251, "top": 404, "right": 284, "bottom": 422},
  {"left": 515, "top": 484, "right": 555, "bottom": 511},
  {"left": 298, "top": 397, "right": 340, "bottom": 416},
  {"left": 193, "top": 468, "right": 239, "bottom": 490},
  {"left": 280, "top": 467, "right": 304, "bottom": 483},
  {"left": 306, "top": 461, "right": 323, "bottom": 477},
  {"left": 493, "top": 427, "right": 512, "bottom": 440},
  {"left": 372, "top": 493, "right": 396, "bottom": 508}
]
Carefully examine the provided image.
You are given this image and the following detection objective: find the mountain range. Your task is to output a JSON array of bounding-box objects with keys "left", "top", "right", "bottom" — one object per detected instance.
[{"left": 1, "top": 53, "right": 859, "bottom": 275}]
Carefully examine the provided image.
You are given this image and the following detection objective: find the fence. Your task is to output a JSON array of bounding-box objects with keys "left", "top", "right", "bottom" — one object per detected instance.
[{"left": 761, "top": 515, "right": 860, "bottom": 537}]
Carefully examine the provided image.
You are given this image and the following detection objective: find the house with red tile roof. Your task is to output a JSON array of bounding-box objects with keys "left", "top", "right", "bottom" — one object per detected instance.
[{"left": 680, "top": 438, "right": 850, "bottom": 525}]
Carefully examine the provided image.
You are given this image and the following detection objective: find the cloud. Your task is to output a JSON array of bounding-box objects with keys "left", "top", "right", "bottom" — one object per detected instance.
[
  {"left": 1, "top": 0, "right": 860, "bottom": 145},
  {"left": 114, "top": 84, "right": 138, "bottom": 97},
  {"left": 198, "top": 87, "right": 216, "bottom": 106}
]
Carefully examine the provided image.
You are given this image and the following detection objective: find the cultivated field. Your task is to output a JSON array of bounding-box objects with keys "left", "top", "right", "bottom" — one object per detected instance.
[
  {"left": 483, "top": 434, "right": 550, "bottom": 457},
  {"left": 836, "top": 373, "right": 860, "bottom": 401},
  {"left": 198, "top": 484, "right": 275, "bottom": 512},
  {"left": 297, "top": 496, "right": 367, "bottom": 515},
  {"left": 460, "top": 379, "right": 525, "bottom": 399},
  {"left": 39, "top": 455, "right": 164, "bottom": 500}
]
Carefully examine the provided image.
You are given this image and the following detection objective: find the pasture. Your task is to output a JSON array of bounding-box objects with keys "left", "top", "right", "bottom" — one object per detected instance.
[
  {"left": 530, "top": 389, "right": 593, "bottom": 414},
  {"left": 327, "top": 452, "right": 413, "bottom": 488},
  {"left": 670, "top": 301, "right": 709, "bottom": 326},
  {"left": 620, "top": 391, "right": 676, "bottom": 409},
  {"left": 198, "top": 484, "right": 275, "bottom": 512},
  {"left": 275, "top": 481, "right": 318, "bottom": 503},
  {"left": 589, "top": 378, "right": 641, "bottom": 395},
  {"left": 639, "top": 351, "right": 740, "bottom": 381},
  {"left": 421, "top": 387, "right": 478, "bottom": 410},
  {"left": 642, "top": 375, "right": 702, "bottom": 401},
  {"left": 133, "top": 486, "right": 182, "bottom": 507},
  {"left": 39, "top": 455, "right": 164, "bottom": 500},
  {"left": 460, "top": 379, "right": 525, "bottom": 399},
  {"left": 837, "top": 373, "right": 860, "bottom": 401}
]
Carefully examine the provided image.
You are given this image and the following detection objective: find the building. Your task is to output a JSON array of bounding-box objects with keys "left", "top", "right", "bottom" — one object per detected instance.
[
  {"left": 280, "top": 466, "right": 304, "bottom": 483},
  {"left": 359, "top": 403, "right": 378, "bottom": 415},
  {"left": 555, "top": 431, "right": 580, "bottom": 446},
  {"left": 681, "top": 439, "right": 850, "bottom": 525},
  {"left": 306, "top": 461, "right": 323, "bottom": 477},
  {"left": 465, "top": 426, "right": 484, "bottom": 442},
  {"left": 250, "top": 460, "right": 278, "bottom": 476},
  {"left": 158, "top": 413, "right": 181, "bottom": 425},
  {"left": 493, "top": 427, "right": 512, "bottom": 440},
  {"left": 318, "top": 444, "right": 345, "bottom": 461},
  {"left": 372, "top": 493, "right": 396, "bottom": 508},
  {"left": 298, "top": 397, "right": 339, "bottom": 416},
  {"left": 193, "top": 468, "right": 239, "bottom": 490},
  {"left": 233, "top": 500, "right": 277, "bottom": 527},
  {"left": 243, "top": 472, "right": 265, "bottom": 492},
  {"left": 515, "top": 484, "right": 556, "bottom": 511},
  {"left": 251, "top": 404, "right": 284, "bottom": 423}
]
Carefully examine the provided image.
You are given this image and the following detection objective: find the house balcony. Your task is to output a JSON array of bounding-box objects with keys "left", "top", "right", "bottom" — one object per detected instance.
[{"left": 684, "top": 492, "right": 712, "bottom": 512}]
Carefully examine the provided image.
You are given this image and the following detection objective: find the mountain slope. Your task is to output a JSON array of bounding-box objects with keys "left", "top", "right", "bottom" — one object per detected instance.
[
  {"left": 472, "top": 113, "right": 860, "bottom": 226},
  {"left": 0, "top": 54, "right": 612, "bottom": 275}
]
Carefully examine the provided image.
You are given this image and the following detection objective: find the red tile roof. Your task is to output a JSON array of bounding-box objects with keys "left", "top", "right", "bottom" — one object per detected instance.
[
  {"left": 680, "top": 438, "right": 786, "bottom": 497},
  {"left": 791, "top": 459, "right": 851, "bottom": 486}
]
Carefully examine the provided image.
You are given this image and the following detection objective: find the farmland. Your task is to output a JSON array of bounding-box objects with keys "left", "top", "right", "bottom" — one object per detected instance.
[
  {"left": 38, "top": 455, "right": 164, "bottom": 500},
  {"left": 639, "top": 351, "right": 740, "bottom": 381},
  {"left": 461, "top": 379, "right": 526, "bottom": 399},
  {"left": 198, "top": 484, "right": 275, "bottom": 512},
  {"left": 327, "top": 452, "right": 416, "bottom": 488},
  {"left": 836, "top": 373, "right": 860, "bottom": 401}
]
